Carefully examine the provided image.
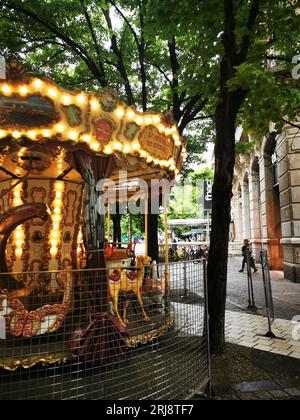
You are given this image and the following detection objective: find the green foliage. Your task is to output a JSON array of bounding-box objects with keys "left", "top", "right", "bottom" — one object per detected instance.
[{"left": 235, "top": 140, "right": 256, "bottom": 155}]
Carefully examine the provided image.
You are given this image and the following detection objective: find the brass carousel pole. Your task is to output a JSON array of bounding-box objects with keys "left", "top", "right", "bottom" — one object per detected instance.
[
  {"left": 145, "top": 197, "right": 148, "bottom": 257},
  {"left": 107, "top": 202, "right": 111, "bottom": 243},
  {"left": 164, "top": 197, "right": 170, "bottom": 314}
]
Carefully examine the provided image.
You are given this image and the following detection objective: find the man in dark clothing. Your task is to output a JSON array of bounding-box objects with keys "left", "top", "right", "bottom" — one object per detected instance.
[{"left": 239, "top": 239, "right": 258, "bottom": 273}]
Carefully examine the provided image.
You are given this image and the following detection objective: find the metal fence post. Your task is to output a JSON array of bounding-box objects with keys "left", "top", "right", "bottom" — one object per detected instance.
[
  {"left": 203, "top": 258, "right": 212, "bottom": 397},
  {"left": 246, "top": 249, "right": 256, "bottom": 310},
  {"left": 260, "top": 249, "right": 277, "bottom": 338}
]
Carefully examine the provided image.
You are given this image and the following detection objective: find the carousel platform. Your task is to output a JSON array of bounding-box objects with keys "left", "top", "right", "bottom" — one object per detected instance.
[{"left": 0, "top": 306, "right": 174, "bottom": 372}]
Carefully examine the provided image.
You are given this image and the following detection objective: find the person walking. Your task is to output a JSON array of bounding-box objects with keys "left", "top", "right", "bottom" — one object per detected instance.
[{"left": 239, "top": 239, "right": 258, "bottom": 273}]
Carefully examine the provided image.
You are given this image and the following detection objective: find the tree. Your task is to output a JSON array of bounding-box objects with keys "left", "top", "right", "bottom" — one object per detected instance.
[{"left": 145, "top": 0, "right": 299, "bottom": 353}]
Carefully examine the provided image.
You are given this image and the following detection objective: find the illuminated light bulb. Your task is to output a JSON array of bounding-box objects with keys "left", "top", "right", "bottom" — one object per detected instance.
[
  {"left": 158, "top": 124, "right": 165, "bottom": 133},
  {"left": 1, "top": 85, "right": 11, "bottom": 95},
  {"left": 15, "top": 231, "right": 23, "bottom": 238},
  {"left": 170, "top": 164, "right": 176, "bottom": 171},
  {"left": 56, "top": 191, "right": 62, "bottom": 198},
  {"left": 146, "top": 156, "right": 153, "bottom": 163},
  {"left": 16, "top": 240, "right": 23, "bottom": 247},
  {"left": 0, "top": 130, "right": 6, "bottom": 138},
  {"left": 77, "top": 94, "right": 86, "bottom": 104},
  {"left": 154, "top": 159, "right": 159, "bottom": 165},
  {"left": 171, "top": 126, "right": 177, "bottom": 133},
  {"left": 42, "top": 129, "right": 51, "bottom": 138},
  {"left": 14, "top": 191, "right": 20, "bottom": 197},
  {"left": 127, "top": 110, "right": 135, "bottom": 120},
  {"left": 153, "top": 116, "right": 161, "bottom": 124},
  {"left": 90, "top": 99, "right": 99, "bottom": 110},
  {"left": 69, "top": 131, "right": 78, "bottom": 141},
  {"left": 62, "top": 95, "right": 72, "bottom": 105},
  {"left": 51, "top": 231, "right": 59, "bottom": 238},
  {"left": 82, "top": 134, "right": 92, "bottom": 143},
  {"left": 56, "top": 182, "right": 64, "bottom": 190},
  {"left": 28, "top": 130, "right": 37, "bottom": 140},
  {"left": 12, "top": 131, "right": 21, "bottom": 139},
  {"left": 53, "top": 223, "right": 59, "bottom": 230},
  {"left": 48, "top": 88, "right": 57, "bottom": 98},
  {"left": 33, "top": 79, "right": 43, "bottom": 89},
  {"left": 135, "top": 117, "right": 144, "bottom": 125},
  {"left": 55, "top": 124, "right": 65, "bottom": 133},
  {"left": 104, "top": 145, "right": 112, "bottom": 154},
  {"left": 132, "top": 142, "right": 141, "bottom": 151},
  {"left": 51, "top": 239, "right": 58, "bottom": 246},
  {"left": 113, "top": 142, "right": 123, "bottom": 151},
  {"left": 55, "top": 199, "right": 62, "bottom": 206},
  {"left": 91, "top": 142, "right": 100, "bottom": 151},
  {"left": 140, "top": 150, "right": 147, "bottom": 158},
  {"left": 145, "top": 117, "right": 153, "bottom": 125},
  {"left": 54, "top": 207, "right": 61, "bottom": 214},
  {"left": 165, "top": 128, "right": 172, "bottom": 136},
  {"left": 175, "top": 169, "right": 180, "bottom": 176},
  {"left": 15, "top": 249, "right": 23, "bottom": 257},
  {"left": 19, "top": 86, "right": 28, "bottom": 96},
  {"left": 50, "top": 247, "right": 58, "bottom": 256},
  {"left": 77, "top": 246, "right": 81, "bottom": 254},
  {"left": 115, "top": 107, "right": 125, "bottom": 118},
  {"left": 123, "top": 145, "right": 131, "bottom": 154}
]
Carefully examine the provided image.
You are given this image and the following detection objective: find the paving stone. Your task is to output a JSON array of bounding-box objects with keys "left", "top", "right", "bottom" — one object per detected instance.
[
  {"left": 232, "top": 381, "right": 279, "bottom": 393},
  {"left": 285, "top": 388, "right": 300, "bottom": 397},
  {"left": 289, "top": 352, "right": 300, "bottom": 359},
  {"left": 238, "top": 393, "right": 256, "bottom": 400},
  {"left": 237, "top": 341, "right": 256, "bottom": 348},
  {"left": 271, "top": 349, "right": 293, "bottom": 356},
  {"left": 220, "top": 394, "right": 240, "bottom": 400},
  {"left": 253, "top": 391, "right": 273, "bottom": 400},
  {"left": 268, "top": 390, "right": 289, "bottom": 399},
  {"left": 254, "top": 344, "right": 272, "bottom": 352}
]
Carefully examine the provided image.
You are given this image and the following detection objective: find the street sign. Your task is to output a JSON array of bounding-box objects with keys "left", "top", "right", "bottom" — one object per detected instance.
[{"left": 203, "top": 180, "right": 212, "bottom": 211}]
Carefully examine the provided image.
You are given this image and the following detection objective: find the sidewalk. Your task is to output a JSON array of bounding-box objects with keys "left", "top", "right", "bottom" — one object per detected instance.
[
  {"left": 226, "top": 310, "right": 300, "bottom": 359},
  {"left": 227, "top": 257, "right": 300, "bottom": 320}
]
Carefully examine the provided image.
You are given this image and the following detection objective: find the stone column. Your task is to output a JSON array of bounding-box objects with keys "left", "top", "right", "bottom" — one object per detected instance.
[
  {"left": 249, "top": 170, "right": 262, "bottom": 259},
  {"left": 242, "top": 176, "right": 251, "bottom": 240}
]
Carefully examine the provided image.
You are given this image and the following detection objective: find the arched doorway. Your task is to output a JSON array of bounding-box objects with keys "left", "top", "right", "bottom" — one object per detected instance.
[{"left": 263, "top": 134, "right": 283, "bottom": 270}]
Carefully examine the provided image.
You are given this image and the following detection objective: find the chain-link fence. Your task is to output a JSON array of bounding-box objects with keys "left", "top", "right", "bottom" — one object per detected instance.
[{"left": 0, "top": 259, "right": 209, "bottom": 400}]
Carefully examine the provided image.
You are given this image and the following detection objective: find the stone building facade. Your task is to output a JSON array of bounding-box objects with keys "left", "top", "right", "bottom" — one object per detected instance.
[{"left": 232, "top": 123, "right": 300, "bottom": 283}]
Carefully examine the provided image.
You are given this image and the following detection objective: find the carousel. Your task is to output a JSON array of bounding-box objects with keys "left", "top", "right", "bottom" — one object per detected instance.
[{"left": 0, "top": 62, "right": 186, "bottom": 371}]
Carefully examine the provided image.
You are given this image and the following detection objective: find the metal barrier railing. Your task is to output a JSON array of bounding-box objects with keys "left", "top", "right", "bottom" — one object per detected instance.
[{"left": 0, "top": 259, "right": 210, "bottom": 400}]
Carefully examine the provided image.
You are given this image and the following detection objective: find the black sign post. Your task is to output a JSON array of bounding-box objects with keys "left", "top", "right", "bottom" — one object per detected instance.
[
  {"left": 203, "top": 180, "right": 212, "bottom": 218},
  {"left": 260, "top": 250, "right": 277, "bottom": 338}
]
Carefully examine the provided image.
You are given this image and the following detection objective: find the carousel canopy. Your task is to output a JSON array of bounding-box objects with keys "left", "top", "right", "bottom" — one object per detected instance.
[{"left": 0, "top": 61, "right": 186, "bottom": 183}]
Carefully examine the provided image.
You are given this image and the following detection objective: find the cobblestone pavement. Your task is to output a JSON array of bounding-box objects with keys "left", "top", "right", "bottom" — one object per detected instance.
[
  {"left": 227, "top": 257, "right": 300, "bottom": 321},
  {"left": 226, "top": 310, "right": 300, "bottom": 359},
  {"left": 214, "top": 381, "right": 300, "bottom": 400}
]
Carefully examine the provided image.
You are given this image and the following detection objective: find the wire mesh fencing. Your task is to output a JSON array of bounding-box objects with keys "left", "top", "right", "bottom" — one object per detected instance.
[{"left": 0, "top": 259, "right": 210, "bottom": 400}]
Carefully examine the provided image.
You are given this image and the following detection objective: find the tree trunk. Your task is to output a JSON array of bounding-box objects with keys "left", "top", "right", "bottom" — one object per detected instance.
[
  {"left": 112, "top": 203, "right": 122, "bottom": 243},
  {"left": 147, "top": 213, "right": 159, "bottom": 263},
  {"left": 112, "top": 214, "right": 122, "bottom": 243},
  {"left": 207, "top": 109, "right": 236, "bottom": 354},
  {"left": 207, "top": 54, "right": 246, "bottom": 354}
]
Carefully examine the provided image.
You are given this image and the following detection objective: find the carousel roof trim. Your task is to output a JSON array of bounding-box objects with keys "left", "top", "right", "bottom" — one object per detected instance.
[{"left": 0, "top": 62, "right": 187, "bottom": 175}]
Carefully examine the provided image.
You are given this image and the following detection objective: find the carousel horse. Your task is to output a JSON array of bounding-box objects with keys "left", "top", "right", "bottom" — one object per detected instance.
[{"left": 109, "top": 255, "right": 152, "bottom": 326}]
